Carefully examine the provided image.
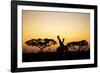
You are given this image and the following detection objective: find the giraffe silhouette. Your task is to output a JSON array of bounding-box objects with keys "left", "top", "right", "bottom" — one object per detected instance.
[{"left": 57, "top": 36, "right": 68, "bottom": 53}]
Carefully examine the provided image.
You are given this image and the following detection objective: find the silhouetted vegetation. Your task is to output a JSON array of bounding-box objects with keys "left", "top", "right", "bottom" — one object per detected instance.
[
  {"left": 25, "top": 38, "right": 56, "bottom": 52},
  {"left": 23, "top": 36, "right": 90, "bottom": 62},
  {"left": 23, "top": 50, "right": 90, "bottom": 62},
  {"left": 66, "top": 40, "right": 88, "bottom": 52}
]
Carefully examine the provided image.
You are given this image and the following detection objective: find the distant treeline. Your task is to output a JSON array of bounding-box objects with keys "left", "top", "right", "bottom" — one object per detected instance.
[{"left": 25, "top": 36, "right": 89, "bottom": 53}]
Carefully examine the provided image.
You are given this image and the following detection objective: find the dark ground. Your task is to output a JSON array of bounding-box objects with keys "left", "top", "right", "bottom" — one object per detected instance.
[{"left": 22, "top": 50, "right": 90, "bottom": 62}]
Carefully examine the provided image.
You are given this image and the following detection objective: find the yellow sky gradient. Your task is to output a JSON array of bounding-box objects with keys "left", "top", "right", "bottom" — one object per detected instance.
[{"left": 22, "top": 10, "right": 90, "bottom": 53}]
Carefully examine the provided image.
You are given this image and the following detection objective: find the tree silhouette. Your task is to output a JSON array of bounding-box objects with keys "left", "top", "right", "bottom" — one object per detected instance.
[
  {"left": 25, "top": 38, "right": 57, "bottom": 52},
  {"left": 66, "top": 40, "right": 88, "bottom": 51}
]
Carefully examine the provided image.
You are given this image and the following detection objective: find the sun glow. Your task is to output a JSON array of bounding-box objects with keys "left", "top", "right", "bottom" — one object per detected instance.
[{"left": 22, "top": 10, "right": 90, "bottom": 53}]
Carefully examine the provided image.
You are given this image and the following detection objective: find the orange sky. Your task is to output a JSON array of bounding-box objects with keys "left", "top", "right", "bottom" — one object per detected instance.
[{"left": 22, "top": 10, "right": 90, "bottom": 53}]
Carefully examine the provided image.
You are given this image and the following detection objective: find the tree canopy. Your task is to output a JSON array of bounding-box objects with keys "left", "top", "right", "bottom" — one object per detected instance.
[{"left": 25, "top": 38, "right": 57, "bottom": 52}]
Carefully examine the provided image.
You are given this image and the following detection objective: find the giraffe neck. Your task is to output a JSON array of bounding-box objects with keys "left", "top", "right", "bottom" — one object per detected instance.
[{"left": 57, "top": 36, "right": 64, "bottom": 46}]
